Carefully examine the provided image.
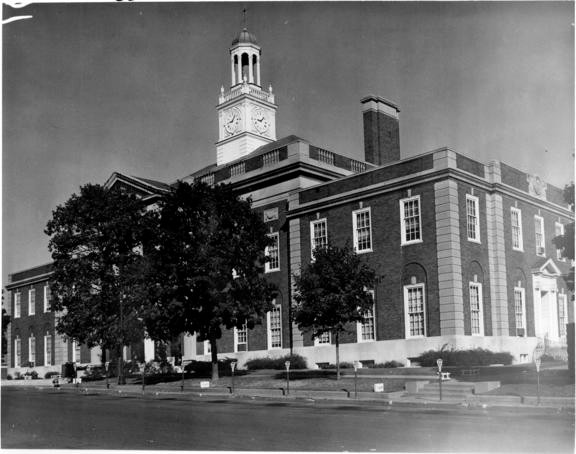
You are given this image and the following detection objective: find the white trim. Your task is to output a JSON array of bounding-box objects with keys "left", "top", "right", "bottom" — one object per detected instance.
[
  {"left": 14, "top": 337, "right": 21, "bottom": 367},
  {"left": 314, "top": 331, "right": 331, "bottom": 346},
  {"left": 403, "top": 284, "right": 427, "bottom": 338},
  {"left": 400, "top": 195, "right": 423, "bottom": 246},
  {"left": 558, "top": 292, "right": 568, "bottom": 338},
  {"left": 43, "top": 285, "right": 50, "bottom": 313},
  {"left": 203, "top": 340, "right": 211, "bottom": 356},
  {"left": 28, "top": 335, "right": 36, "bottom": 364},
  {"left": 465, "top": 194, "right": 481, "bottom": 243},
  {"left": 265, "top": 232, "right": 280, "bottom": 272},
  {"left": 356, "top": 290, "right": 376, "bottom": 342},
  {"left": 534, "top": 215, "right": 545, "bottom": 256},
  {"left": 310, "top": 218, "right": 328, "bottom": 259},
  {"left": 352, "top": 207, "right": 373, "bottom": 253},
  {"left": 28, "top": 288, "right": 36, "bottom": 316},
  {"left": 266, "top": 302, "right": 282, "bottom": 350},
  {"left": 469, "top": 282, "right": 484, "bottom": 336},
  {"left": 72, "top": 340, "right": 81, "bottom": 363},
  {"left": 510, "top": 207, "right": 524, "bottom": 251},
  {"left": 234, "top": 324, "right": 248, "bottom": 352}
]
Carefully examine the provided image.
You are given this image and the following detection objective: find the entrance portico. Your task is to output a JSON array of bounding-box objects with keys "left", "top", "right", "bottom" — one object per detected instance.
[{"left": 532, "top": 259, "right": 563, "bottom": 345}]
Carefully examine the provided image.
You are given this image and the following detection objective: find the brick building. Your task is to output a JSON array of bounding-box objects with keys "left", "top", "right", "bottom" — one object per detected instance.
[{"left": 5, "top": 27, "right": 573, "bottom": 375}]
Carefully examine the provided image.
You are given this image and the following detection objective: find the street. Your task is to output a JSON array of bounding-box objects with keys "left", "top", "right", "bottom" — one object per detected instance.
[{"left": 1, "top": 387, "right": 574, "bottom": 451}]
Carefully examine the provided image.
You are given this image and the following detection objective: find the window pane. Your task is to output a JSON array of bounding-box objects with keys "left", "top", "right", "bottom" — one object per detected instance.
[{"left": 406, "top": 286, "right": 425, "bottom": 336}]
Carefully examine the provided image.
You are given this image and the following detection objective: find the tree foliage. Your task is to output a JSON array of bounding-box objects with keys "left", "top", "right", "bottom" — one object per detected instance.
[
  {"left": 141, "top": 181, "right": 276, "bottom": 379},
  {"left": 2, "top": 294, "right": 10, "bottom": 358},
  {"left": 45, "top": 184, "right": 149, "bottom": 382},
  {"left": 293, "top": 243, "right": 375, "bottom": 379},
  {"left": 552, "top": 183, "right": 574, "bottom": 291}
]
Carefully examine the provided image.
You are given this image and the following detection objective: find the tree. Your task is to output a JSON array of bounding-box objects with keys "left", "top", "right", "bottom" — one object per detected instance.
[
  {"left": 141, "top": 181, "right": 276, "bottom": 380},
  {"left": 293, "top": 243, "right": 376, "bottom": 379},
  {"left": 45, "top": 184, "right": 149, "bottom": 384},
  {"left": 552, "top": 183, "right": 574, "bottom": 290},
  {"left": 2, "top": 290, "right": 10, "bottom": 361}
]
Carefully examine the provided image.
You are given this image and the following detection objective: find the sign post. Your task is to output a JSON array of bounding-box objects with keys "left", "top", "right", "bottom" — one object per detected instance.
[
  {"left": 285, "top": 361, "right": 291, "bottom": 395},
  {"left": 535, "top": 358, "right": 541, "bottom": 405},
  {"left": 353, "top": 361, "right": 361, "bottom": 399},
  {"left": 437, "top": 358, "right": 443, "bottom": 401},
  {"left": 230, "top": 361, "right": 237, "bottom": 394},
  {"left": 105, "top": 361, "right": 110, "bottom": 389},
  {"left": 140, "top": 363, "right": 146, "bottom": 393},
  {"left": 181, "top": 359, "right": 192, "bottom": 392}
]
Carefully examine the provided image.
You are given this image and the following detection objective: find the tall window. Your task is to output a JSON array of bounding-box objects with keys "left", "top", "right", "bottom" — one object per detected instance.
[
  {"left": 466, "top": 195, "right": 480, "bottom": 242},
  {"left": 235, "top": 324, "right": 248, "bottom": 352},
  {"left": 29, "top": 335, "right": 36, "bottom": 365},
  {"left": 265, "top": 233, "right": 280, "bottom": 272},
  {"left": 44, "top": 334, "right": 52, "bottom": 366},
  {"left": 352, "top": 208, "right": 372, "bottom": 253},
  {"left": 404, "top": 284, "right": 426, "bottom": 337},
  {"left": 558, "top": 293, "right": 568, "bottom": 338},
  {"left": 72, "top": 341, "right": 81, "bottom": 363},
  {"left": 267, "top": 303, "right": 282, "bottom": 349},
  {"left": 310, "top": 218, "right": 328, "bottom": 258},
  {"left": 357, "top": 290, "right": 376, "bottom": 342},
  {"left": 534, "top": 216, "right": 545, "bottom": 256},
  {"left": 555, "top": 222, "right": 565, "bottom": 261},
  {"left": 469, "top": 283, "right": 484, "bottom": 335},
  {"left": 203, "top": 340, "right": 211, "bottom": 356},
  {"left": 314, "top": 331, "right": 331, "bottom": 346},
  {"left": 28, "top": 288, "right": 36, "bottom": 316},
  {"left": 511, "top": 207, "right": 523, "bottom": 251},
  {"left": 400, "top": 196, "right": 422, "bottom": 245},
  {"left": 43, "top": 285, "right": 51, "bottom": 313},
  {"left": 514, "top": 286, "right": 526, "bottom": 336},
  {"left": 14, "top": 337, "right": 21, "bottom": 367},
  {"left": 14, "top": 292, "right": 21, "bottom": 319}
]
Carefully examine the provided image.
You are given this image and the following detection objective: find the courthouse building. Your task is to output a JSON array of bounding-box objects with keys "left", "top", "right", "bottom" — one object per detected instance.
[{"left": 5, "top": 27, "right": 574, "bottom": 375}]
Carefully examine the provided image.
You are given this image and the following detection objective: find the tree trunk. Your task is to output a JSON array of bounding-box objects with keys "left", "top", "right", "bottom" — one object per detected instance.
[
  {"left": 210, "top": 338, "right": 219, "bottom": 380},
  {"left": 118, "top": 351, "right": 126, "bottom": 385},
  {"left": 335, "top": 330, "right": 340, "bottom": 381}
]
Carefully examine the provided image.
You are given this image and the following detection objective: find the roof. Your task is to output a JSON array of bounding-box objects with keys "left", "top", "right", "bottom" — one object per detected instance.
[{"left": 231, "top": 28, "right": 259, "bottom": 46}]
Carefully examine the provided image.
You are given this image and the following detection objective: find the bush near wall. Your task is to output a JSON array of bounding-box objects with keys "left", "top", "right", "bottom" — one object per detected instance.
[
  {"left": 245, "top": 354, "right": 307, "bottom": 370},
  {"left": 413, "top": 348, "right": 513, "bottom": 367},
  {"left": 184, "top": 358, "right": 243, "bottom": 377}
]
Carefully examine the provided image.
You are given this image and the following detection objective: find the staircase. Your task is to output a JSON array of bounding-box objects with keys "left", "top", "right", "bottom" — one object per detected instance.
[{"left": 408, "top": 381, "right": 476, "bottom": 401}]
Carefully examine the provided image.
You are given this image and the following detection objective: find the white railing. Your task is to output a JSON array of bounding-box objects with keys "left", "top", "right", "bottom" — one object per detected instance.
[
  {"left": 350, "top": 160, "right": 367, "bottom": 173},
  {"left": 318, "top": 148, "right": 335, "bottom": 166},
  {"left": 262, "top": 150, "right": 280, "bottom": 167},
  {"left": 199, "top": 173, "right": 215, "bottom": 186},
  {"left": 219, "top": 84, "right": 275, "bottom": 104},
  {"left": 230, "top": 162, "right": 245, "bottom": 177}
]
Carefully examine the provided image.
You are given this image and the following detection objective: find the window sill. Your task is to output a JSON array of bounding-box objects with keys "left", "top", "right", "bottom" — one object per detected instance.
[
  {"left": 355, "top": 249, "right": 373, "bottom": 255},
  {"left": 265, "top": 268, "right": 280, "bottom": 274},
  {"left": 467, "top": 238, "right": 481, "bottom": 244},
  {"left": 401, "top": 240, "right": 423, "bottom": 247}
]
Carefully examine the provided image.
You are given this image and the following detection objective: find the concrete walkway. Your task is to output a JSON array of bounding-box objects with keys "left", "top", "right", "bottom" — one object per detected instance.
[{"left": 3, "top": 379, "right": 573, "bottom": 412}]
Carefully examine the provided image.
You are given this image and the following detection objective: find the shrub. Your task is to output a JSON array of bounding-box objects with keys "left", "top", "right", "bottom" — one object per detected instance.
[
  {"left": 413, "top": 347, "right": 513, "bottom": 367},
  {"left": 45, "top": 371, "right": 59, "bottom": 379},
  {"left": 382, "top": 360, "right": 403, "bottom": 368},
  {"left": 82, "top": 366, "right": 106, "bottom": 381},
  {"left": 184, "top": 357, "right": 243, "bottom": 377},
  {"left": 245, "top": 354, "right": 307, "bottom": 371},
  {"left": 7, "top": 375, "right": 12, "bottom": 380}
]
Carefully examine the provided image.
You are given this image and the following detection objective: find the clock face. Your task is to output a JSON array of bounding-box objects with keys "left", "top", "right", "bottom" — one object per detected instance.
[
  {"left": 224, "top": 109, "right": 241, "bottom": 135},
  {"left": 252, "top": 107, "right": 270, "bottom": 135}
]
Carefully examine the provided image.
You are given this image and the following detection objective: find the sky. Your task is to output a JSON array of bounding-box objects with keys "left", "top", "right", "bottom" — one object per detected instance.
[{"left": 2, "top": 1, "right": 574, "bottom": 284}]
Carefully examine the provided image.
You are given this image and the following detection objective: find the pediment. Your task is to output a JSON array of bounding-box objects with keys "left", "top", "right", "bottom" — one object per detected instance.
[
  {"left": 533, "top": 258, "right": 562, "bottom": 277},
  {"left": 104, "top": 172, "right": 170, "bottom": 199}
]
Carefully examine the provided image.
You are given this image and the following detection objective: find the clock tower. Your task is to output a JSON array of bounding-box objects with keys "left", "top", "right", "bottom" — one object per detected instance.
[{"left": 216, "top": 27, "right": 277, "bottom": 166}]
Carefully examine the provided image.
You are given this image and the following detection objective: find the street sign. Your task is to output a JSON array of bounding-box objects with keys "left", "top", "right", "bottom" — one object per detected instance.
[
  {"left": 533, "top": 341, "right": 545, "bottom": 360},
  {"left": 230, "top": 361, "right": 237, "bottom": 372},
  {"left": 535, "top": 358, "right": 541, "bottom": 372},
  {"left": 437, "top": 358, "right": 443, "bottom": 372},
  {"left": 353, "top": 361, "right": 361, "bottom": 371},
  {"left": 285, "top": 361, "right": 291, "bottom": 371}
]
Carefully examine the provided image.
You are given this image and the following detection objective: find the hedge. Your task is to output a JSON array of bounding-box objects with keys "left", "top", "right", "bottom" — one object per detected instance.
[
  {"left": 413, "top": 347, "right": 513, "bottom": 367},
  {"left": 245, "top": 354, "right": 307, "bottom": 370}
]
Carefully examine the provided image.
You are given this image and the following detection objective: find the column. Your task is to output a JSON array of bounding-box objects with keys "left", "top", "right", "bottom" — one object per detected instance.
[
  {"left": 256, "top": 56, "right": 261, "bottom": 85},
  {"left": 288, "top": 193, "right": 304, "bottom": 347},
  {"left": 248, "top": 52, "right": 254, "bottom": 83},
  {"left": 144, "top": 338, "right": 155, "bottom": 362},
  {"left": 182, "top": 333, "right": 196, "bottom": 360},
  {"left": 434, "top": 179, "right": 465, "bottom": 334},
  {"left": 237, "top": 56, "right": 242, "bottom": 83},
  {"left": 231, "top": 55, "right": 236, "bottom": 86}
]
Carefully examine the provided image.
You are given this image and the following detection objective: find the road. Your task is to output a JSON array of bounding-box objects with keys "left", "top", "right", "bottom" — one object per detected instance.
[{"left": 2, "top": 387, "right": 574, "bottom": 452}]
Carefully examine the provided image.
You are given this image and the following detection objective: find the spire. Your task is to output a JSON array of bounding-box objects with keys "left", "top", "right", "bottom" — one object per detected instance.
[{"left": 242, "top": 7, "right": 247, "bottom": 30}]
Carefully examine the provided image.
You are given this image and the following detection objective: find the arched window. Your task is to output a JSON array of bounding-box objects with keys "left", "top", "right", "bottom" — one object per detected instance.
[{"left": 241, "top": 53, "right": 250, "bottom": 82}]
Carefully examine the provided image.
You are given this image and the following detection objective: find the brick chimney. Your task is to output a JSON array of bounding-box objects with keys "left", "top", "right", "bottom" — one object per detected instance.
[{"left": 361, "top": 96, "right": 400, "bottom": 166}]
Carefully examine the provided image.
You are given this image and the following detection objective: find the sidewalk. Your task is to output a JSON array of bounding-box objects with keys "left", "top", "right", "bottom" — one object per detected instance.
[{"left": 4, "top": 379, "right": 573, "bottom": 413}]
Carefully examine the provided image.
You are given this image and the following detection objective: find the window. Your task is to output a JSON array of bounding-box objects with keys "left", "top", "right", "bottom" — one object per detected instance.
[
  {"left": 44, "top": 334, "right": 52, "bottom": 366},
  {"left": 72, "top": 341, "right": 81, "bottom": 363},
  {"left": 267, "top": 302, "right": 282, "bottom": 349},
  {"left": 558, "top": 293, "right": 568, "bottom": 338},
  {"left": 265, "top": 233, "right": 280, "bottom": 272},
  {"left": 400, "top": 196, "right": 422, "bottom": 245},
  {"left": 14, "top": 292, "right": 21, "bottom": 318},
  {"left": 469, "top": 283, "right": 484, "bottom": 336},
  {"left": 234, "top": 324, "right": 248, "bottom": 352},
  {"left": 314, "top": 331, "right": 331, "bottom": 346},
  {"left": 514, "top": 287, "right": 526, "bottom": 336},
  {"left": 511, "top": 207, "right": 523, "bottom": 251},
  {"left": 353, "top": 208, "right": 372, "bottom": 253},
  {"left": 43, "top": 285, "right": 51, "bottom": 313},
  {"left": 203, "top": 340, "right": 211, "bottom": 356},
  {"left": 29, "top": 335, "right": 36, "bottom": 365},
  {"left": 310, "top": 218, "right": 328, "bottom": 258},
  {"left": 466, "top": 195, "right": 480, "bottom": 242},
  {"left": 14, "top": 337, "right": 21, "bottom": 367},
  {"left": 28, "top": 288, "right": 36, "bottom": 316},
  {"left": 404, "top": 284, "right": 426, "bottom": 337},
  {"left": 357, "top": 290, "right": 376, "bottom": 342},
  {"left": 534, "top": 216, "right": 545, "bottom": 256},
  {"left": 555, "top": 222, "right": 565, "bottom": 261}
]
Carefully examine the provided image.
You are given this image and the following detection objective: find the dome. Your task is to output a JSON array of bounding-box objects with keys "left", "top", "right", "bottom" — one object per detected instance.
[{"left": 231, "top": 28, "right": 259, "bottom": 46}]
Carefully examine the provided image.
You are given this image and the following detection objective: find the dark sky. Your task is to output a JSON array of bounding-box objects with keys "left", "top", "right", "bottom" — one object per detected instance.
[{"left": 3, "top": 1, "right": 574, "bottom": 281}]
